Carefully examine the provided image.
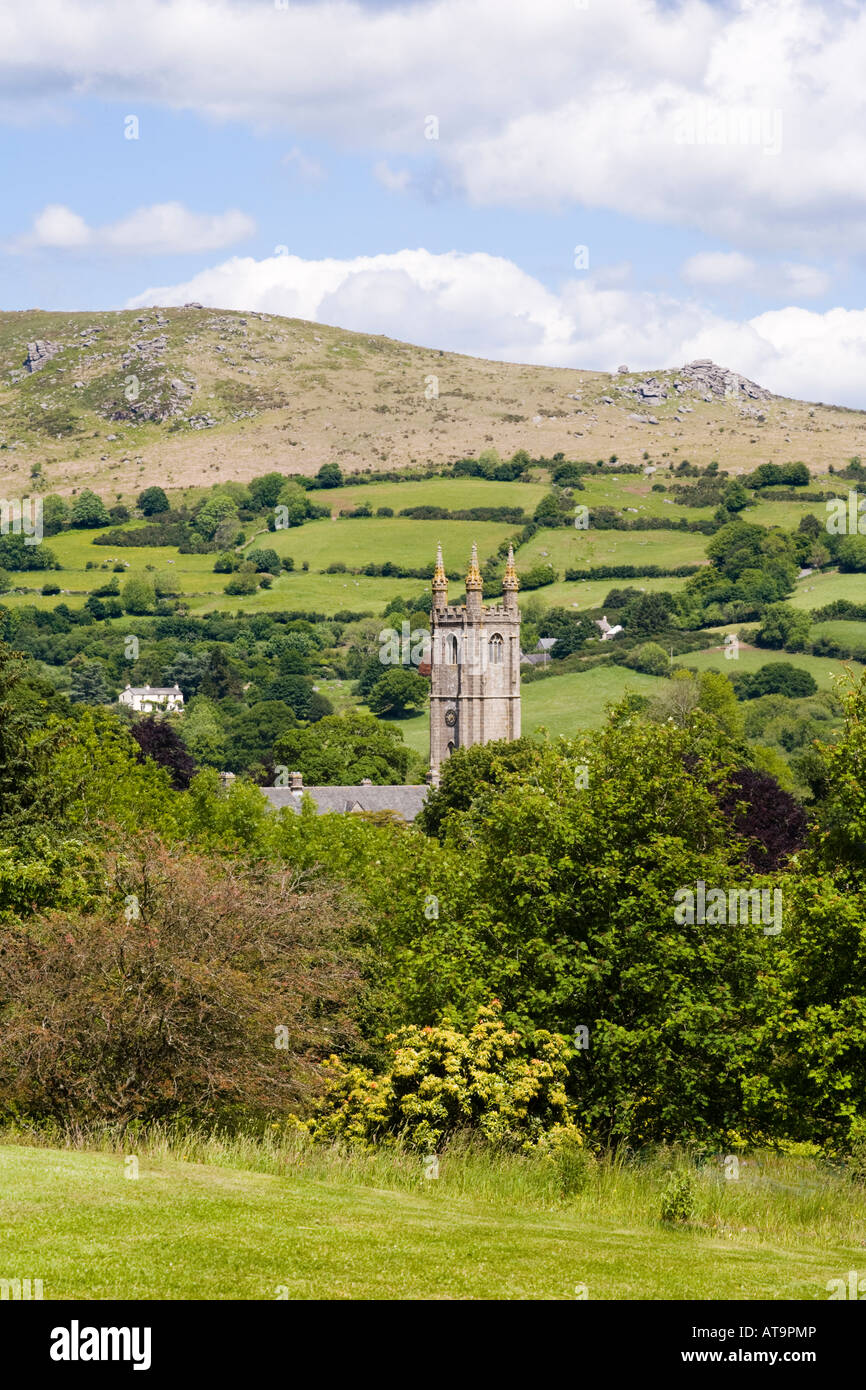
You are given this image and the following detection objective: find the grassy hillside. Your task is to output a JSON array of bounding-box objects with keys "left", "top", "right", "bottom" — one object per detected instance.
[
  {"left": 2, "top": 1141, "right": 862, "bottom": 1300},
  {"left": 3, "top": 305, "right": 866, "bottom": 502}
]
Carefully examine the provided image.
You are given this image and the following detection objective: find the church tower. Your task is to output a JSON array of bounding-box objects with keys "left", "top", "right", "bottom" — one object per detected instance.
[{"left": 428, "top": 542, "right": 521, "bottom": 784}]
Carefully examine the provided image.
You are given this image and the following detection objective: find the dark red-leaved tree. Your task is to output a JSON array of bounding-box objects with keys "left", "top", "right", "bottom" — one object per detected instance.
[
  {"left": 716, "top": 767, "right": 808, "bottom": 871},
  {"left": 130, "top": 716, "right": 195, "bottom": 790}
]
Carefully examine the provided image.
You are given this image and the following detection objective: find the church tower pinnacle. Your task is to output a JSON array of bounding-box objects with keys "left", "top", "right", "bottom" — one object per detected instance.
[
  {"left": 465, "top": 542, "right": 483, "bottom": 619},
  {"left": 432, "top": 541, "right": 448, "bottom": 611}
]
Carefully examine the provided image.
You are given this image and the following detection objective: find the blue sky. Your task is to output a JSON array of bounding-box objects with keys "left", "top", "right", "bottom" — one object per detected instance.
[{"left": 2, "top": 0, "right": 866, "bottom": 403}]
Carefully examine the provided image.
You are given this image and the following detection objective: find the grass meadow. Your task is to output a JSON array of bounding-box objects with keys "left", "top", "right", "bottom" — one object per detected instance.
[{"left": 1, "top": 1130, "right": 863, "bottom": 1300}]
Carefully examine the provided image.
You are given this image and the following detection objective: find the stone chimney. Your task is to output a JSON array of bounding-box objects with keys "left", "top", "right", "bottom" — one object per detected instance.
[
  {"left": 360, "top": 778, "right": 372, "bottom": 785},
  {"left": 289, "top": 770, "right": 304, "bottom": 791}
]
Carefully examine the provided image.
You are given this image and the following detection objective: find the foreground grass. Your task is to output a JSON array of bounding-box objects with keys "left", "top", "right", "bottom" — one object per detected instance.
[{"left": 1, "top": 1133, "right": 864, "bottom": 1300}]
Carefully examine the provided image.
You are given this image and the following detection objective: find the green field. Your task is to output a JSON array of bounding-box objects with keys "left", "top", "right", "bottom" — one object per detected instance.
[
  {"left": 790, "top": 569, "right": 866, "bottom": 611},
  {"left": 1, "top": 1142, "right": 860, "bottom": 1300},
  {"left": 518, "top": 527, "right": 709, "bottom": 574},
  {"left": 262, "top": 516, "right": 516, "bottom": 574},
  {"left": 316, "top": 475, "right": 549, "bottom": 516},
  {"left": 810, "top": 620, "right": 866, "bottom": 647},
  {"left": 673, "top": 646, "right": 863, "bottom": 689}
]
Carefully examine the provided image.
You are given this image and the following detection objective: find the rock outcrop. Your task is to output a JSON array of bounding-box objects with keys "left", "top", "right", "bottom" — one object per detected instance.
[{"left": 23, "top": 340, "right": 61, "bottom": 373}]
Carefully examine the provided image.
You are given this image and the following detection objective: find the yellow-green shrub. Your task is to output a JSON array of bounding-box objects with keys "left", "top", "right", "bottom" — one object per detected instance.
[{"left": 302, "top": 1002, "right": 580, "bottom": 1152}]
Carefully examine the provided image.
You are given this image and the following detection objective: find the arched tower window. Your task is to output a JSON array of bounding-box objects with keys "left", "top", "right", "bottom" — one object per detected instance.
[
  {"left": 445, "top": 634, "right": 459, "bottom": 664},
  {"left": 489, "top": 633, "right": 504, "bottom": 664}
]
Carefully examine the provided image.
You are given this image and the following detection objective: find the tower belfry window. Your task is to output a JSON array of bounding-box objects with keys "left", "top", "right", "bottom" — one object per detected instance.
[
  {"left": 445, "top": 634, "right": 459, "bottom": 664},
  {"left": 489, "top": 633, "right": 504, "bottom": 664}
]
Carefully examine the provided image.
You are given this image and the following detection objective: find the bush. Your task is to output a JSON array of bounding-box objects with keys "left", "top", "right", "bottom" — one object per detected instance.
[
  {"left": 137, "top": 486, "right": 170, "bottom": 516},
  {"left": 548, "top": 1133, "right": 596, "bottom": 1197},
  {"left": 302, "top": 1003, "right": 579, "bottom": 1153},
  {"left": 735, "top": 663, "right": 818, "bottom": 700},
  {"left": 659, "top": 1170, "right": 696, "bottom": 1224},
  {"left": 69, "top": 489, "right": 110, "bottom": 528},
  {"left": 0, "top": 838, "right": 362, "bottom": 1127},
  {"left": 626, "top": 641, "right": 669, "bottom": 676},
  {"left": 225, "top": 571, "right": 258, "bottom": 596}
]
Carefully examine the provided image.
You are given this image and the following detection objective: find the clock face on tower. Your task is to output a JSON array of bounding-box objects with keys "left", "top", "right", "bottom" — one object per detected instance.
[{"left": 444, "top": 708, "right": 457, "bottom": 727}]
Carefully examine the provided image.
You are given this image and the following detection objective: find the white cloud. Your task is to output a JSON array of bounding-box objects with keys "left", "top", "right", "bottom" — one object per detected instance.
[
  {"left": 32, "top": 203, "right": 90, "bottom": 247},
  {"left": 282, "top": 147, "right": 326, "bottom": 183},
  {"left": 127, "top": 245, "right": 866, "bottom": 405},
  {"left": 15, "top": 202, "right": 255, "bottom": 254},
  {"left": 5, "top": 0, "right": 866, "bottom": 249},
  {"left": 682, "top": 252, "right": 756, "bottom": 287},
  {"left": 683, "top": 252, "right": 831, "bottom": 299},
  {"left": 373, "top": 161, "right": 412, "bottom": 194}
]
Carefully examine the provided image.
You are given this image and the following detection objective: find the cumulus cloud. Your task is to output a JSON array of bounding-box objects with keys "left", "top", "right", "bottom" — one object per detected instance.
[
  {"left": 4, "top": 0, "right": 866, "bottom": 249},
  {"left": 13, "top": 202, "right": 255, "bottom": 254},
  {"left": 127, "top": 245, "right": 866, "bottom": 405}
]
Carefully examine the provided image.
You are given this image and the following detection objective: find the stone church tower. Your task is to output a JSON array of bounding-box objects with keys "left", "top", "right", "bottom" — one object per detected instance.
[{"left": 429, "top": 542, "right": 521, "bottom": 784}]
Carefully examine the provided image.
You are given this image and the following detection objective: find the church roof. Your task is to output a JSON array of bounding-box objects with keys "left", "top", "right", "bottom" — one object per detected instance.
[{"left": 261, "top": 784, "right": 429, "bottom": 821}]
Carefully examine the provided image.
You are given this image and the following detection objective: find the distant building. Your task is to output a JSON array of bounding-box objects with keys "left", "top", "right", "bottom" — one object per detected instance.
[
  {"left": 521, "top": 637, "right": 557, "bottom": 668},
  {"left": 595, "top": 616, "right": 624, "bottom": 641},
  {"left": 261, "top": 772, "right": 428, "bottom": 822},
  {"left": 428, "top": 542, "right": 521, "bottom": 785},
  {"left": 118, "top": 683, "right": 184, "bottom": 714},
  {"left": 258, "top": 543, "right": 524, "bottom": 819}
]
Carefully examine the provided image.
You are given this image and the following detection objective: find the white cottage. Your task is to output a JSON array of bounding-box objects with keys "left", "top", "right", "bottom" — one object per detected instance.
[{"left": 118, "top": 683, "right": 184, "bottom": 714}]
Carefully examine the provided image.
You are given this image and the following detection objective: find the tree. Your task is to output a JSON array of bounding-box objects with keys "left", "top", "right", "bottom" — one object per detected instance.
[
  {"left": 736, "top": 663, "right": 818, "bottom": 700},
  {"left": 245, "top": 547, "right": 281, "bottom": 575},
  {"left": 130, "top": 716, "right": 195, "bottom": 789},
  {"left": 137, "top": 486, "right": 170, "bottom": 516},
  {"left": 272, "top": 482, "right": 311, "bottom": 528},
  {"left": 273, "top": 711, "right": 410, "bottom": 785},
  {"left": 838, "top": 535, "right": 866, "bottom": 572},
  {"left": 0, "top": 837, "right": 363, "bottom": 1125},
  {"left": 0, "top": 535, "right": 58, "bottom": 571},
  {"left": 625, "top": 592, "right": 675, "bottom": 636},
  {"left": 715, "top": 766, "right": 806, "bottom": 870},
  {"left": 223, "top": 701, "right": 298, "bottom": 776},
  {"left": 191, "top": 491, "right": 238, "bottom": 541},
  {"left": 418, "top": 738, "right": 544, "bottom": 840},
  {"left": 179, "top": 695, "right": 226, "bottom": 767},
  {"left": 121, "top": 574, "right": 156, "bottom": 615},
  {"left": 315, "top": 462, "right": 343, "bottom": 489},
  {"left": 163, "top": 651, "right": 209, "bottom": 699},
  {"left": 267, "top": 673, "right": 332, "bottom": 721},
  {"left": 69, "top": 489, "right": 111, "bottom": 528},
  {"left": 697, "top": 670, "right": 744, "bottom": 740},
  {"left": 626, "top": 641, "right": 669, "bottom": 676},
  {"left": 225, "top": 571, "right": 258, "bottom": 595},
  {"left": 367, "top": 667, "right": 429, "bottom": 718},
  {"left": 248, "top": 472, "right": 287, "bottom": 509},
  {"left": 200, "top": 646, "right": 241, "bottom": 700},
  {"left": 721, "top": 480, "right": 750, "bottom": 512},
  {"left": 41, "top": 494, "right": 69, "bottom": 535},
  {"left": 755, "top": 603, "right": 811, "bottom": 651},
  {"left": 377, "top": 718, "right": 779, "bottom": 1147},
  {"left": 69, "top": 660, "right": 113, "bottom": 705}
]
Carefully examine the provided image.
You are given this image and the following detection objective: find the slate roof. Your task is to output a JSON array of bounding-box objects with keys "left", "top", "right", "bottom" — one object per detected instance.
[{"left": 261, "top": 784, "right": 429, "bottom": 821}]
